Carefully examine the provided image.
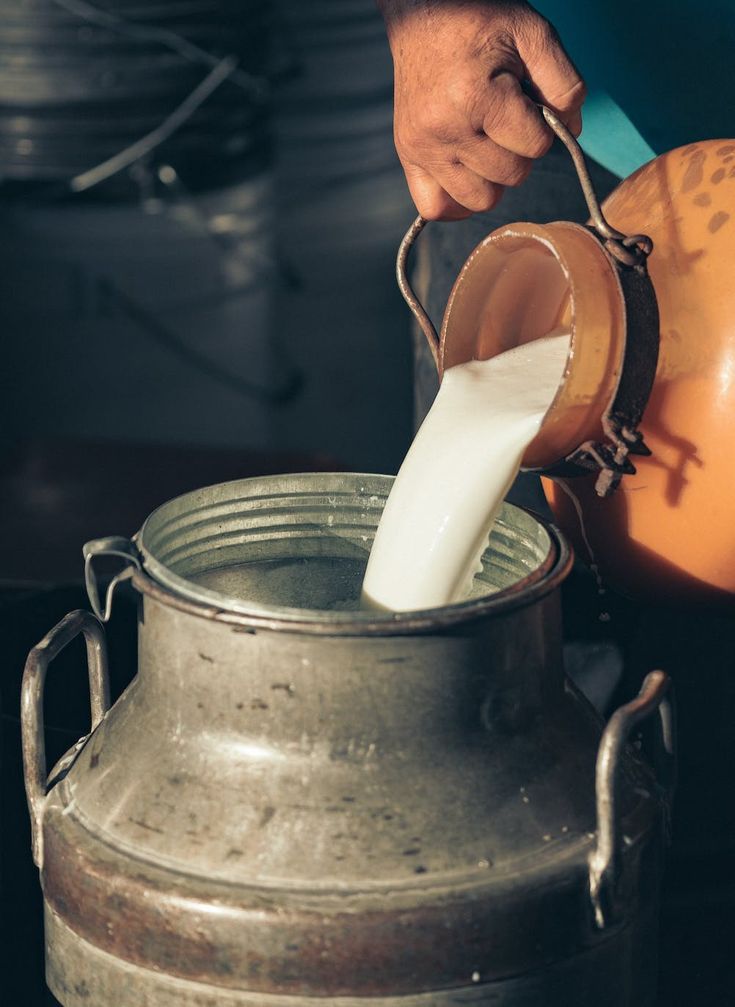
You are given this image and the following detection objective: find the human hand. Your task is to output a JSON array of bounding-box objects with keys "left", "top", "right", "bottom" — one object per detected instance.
[{"left": 378, "top": 1, "right": 586, "bottom": 219}]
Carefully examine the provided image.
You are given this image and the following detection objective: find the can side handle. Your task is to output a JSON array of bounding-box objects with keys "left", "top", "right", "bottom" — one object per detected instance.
[
  {"left": 83, "top": 535, "right": 141, "bottom": 622},
  {"left": 589, "top": 669, "right": 675, "bottom": 929},
  {"left": 21, "top": 610, "right": 111, "bottom": 868}
]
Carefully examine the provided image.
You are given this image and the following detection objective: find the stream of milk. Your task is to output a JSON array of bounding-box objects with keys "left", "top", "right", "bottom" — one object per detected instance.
[{"left": 361, "top": 329, "right": 571, "bottom": 611}]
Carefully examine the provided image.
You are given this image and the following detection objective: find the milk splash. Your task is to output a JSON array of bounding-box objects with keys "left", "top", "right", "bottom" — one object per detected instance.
[{"left": 361, "top": 330, "right": 570, "bottom": 611}]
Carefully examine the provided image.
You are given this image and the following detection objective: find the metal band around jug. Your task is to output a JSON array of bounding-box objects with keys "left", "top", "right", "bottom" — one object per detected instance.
[{"left": 540, "top": 237, "right": 660, "bottom": 496}]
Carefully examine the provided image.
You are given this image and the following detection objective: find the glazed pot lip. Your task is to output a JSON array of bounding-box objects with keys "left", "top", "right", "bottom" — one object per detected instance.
[
  {"left": 439, "top": 220, "right": 581, "bottom": 378},
  {"left": 438, "top": 221, "right": 628, "bottom": 471},
  {"left": 130, "top": 473, "right": 573, "bottom": 637}
]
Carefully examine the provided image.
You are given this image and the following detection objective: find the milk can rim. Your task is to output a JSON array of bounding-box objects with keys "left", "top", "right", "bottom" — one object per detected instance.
[{"left": 128, "top": 473, "right": 573, "bottom": 636}]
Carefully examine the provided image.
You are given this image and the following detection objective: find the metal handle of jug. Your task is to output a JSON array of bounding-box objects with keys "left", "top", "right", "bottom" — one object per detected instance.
[
  {"left": 395, "top": 104, "right": 654, "bottom": 367},
  {"left": 21, "top": 610, "right": 111, "bottom": 868},
  {"left": 84, "top": 535, "right": 142, "bottom": 622},
  {"left": 589, "top": 669, "right": 675, "bottom": 930},
  {"left": 537, "top": 106, "right": 653, "bottom": 266}
]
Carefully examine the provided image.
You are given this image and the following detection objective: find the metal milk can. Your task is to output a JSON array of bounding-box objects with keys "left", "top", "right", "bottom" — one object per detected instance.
[{"left": 22, "top": 473, "right": 673, "bottom": 1006}]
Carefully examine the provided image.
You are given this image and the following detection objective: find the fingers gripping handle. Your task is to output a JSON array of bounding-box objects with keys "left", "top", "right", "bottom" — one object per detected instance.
[
  {"left": 395, "top": 104, "right": 654, "bottom": 370},
  {"left": 395, "top": 107, "right": 583, "bottom": 370},
  {"left": 21, "top": 610, "right": 111, "bottom": 868},
  {"left": 589, "top": 670, "right": 675, "bottom": 929}
]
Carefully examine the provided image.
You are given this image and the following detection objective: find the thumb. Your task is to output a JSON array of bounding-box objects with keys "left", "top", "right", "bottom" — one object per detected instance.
[{"left": 517, "top": 19, "right": 586, "bottom": 133}]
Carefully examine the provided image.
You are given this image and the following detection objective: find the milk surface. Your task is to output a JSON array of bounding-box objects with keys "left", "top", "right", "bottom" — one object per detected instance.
[{"left": 361, "top": 330, "right": 570, "bottom": 611}]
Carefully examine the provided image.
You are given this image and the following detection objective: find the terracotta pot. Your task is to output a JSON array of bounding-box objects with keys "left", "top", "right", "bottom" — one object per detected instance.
[{"left": 400, "top": 130, "right": 735, "bottom": 605}]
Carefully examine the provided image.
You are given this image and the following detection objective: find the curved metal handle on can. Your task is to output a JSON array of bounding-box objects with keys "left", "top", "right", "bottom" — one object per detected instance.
[
  {"left": 589, "top": 669, "right": 675, "bottom": 929},
  {"left": 538, "top": 106, "right": 653, "bottom": 267},
  {"left": 21, "top": 610, "right": 111, "bottom": 868},
  {"left": 395, "top": 105, "right": 654, "bottom": 372},
  {"left": 396, "top": 214, "right": 440, "bottom": 368},
  {"left": 83, "top": 535, "right": 141, "bottom": 622}
]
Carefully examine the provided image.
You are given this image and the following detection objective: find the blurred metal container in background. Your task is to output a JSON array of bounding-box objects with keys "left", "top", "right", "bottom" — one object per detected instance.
[
  {"left": 0, "top": 0, "right": 416, "bottom": 474},
  {"left": 272, "top": 0, "right": 416, "bottom": 473},
  {"left": 0, "top": 0, "right": 288, "bottom": 453}
]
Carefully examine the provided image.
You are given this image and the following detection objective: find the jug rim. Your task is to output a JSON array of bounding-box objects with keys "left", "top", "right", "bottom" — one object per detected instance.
[{"left": 123, "top": 473, "right": 573, "bottom": 636}]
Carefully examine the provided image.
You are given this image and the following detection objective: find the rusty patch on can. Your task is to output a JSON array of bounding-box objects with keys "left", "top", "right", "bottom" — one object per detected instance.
[{"left": 41, "top": 804, "right": 615, "bottom": 997}]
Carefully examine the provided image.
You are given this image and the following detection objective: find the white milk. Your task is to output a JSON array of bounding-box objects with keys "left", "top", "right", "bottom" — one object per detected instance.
[{"left": 361, "top": 330, "right": 570, "bottom": 611}]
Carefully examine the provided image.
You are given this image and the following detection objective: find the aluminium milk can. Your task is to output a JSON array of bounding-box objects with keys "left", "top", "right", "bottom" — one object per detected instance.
[
  {"left": 22, "top": 473, "right": 673, "bottom": 1006},
  {"left": 399, "top": 108, "right": 735, "bottom": 606}
]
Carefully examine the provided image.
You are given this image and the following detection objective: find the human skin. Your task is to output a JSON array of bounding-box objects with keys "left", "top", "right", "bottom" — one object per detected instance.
[{"left": 377, "top": 0, "right": 586, "bottom": 219}]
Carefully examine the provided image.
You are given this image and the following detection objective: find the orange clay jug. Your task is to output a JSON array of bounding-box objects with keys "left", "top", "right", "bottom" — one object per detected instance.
[{"left": 398, "top": 109, "right": 735, "bottom": 607}]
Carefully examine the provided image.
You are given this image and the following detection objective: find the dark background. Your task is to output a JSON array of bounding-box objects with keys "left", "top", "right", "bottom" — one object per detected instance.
[{"left": 1, "top": 3, "right": 413, "bottom": 1002}]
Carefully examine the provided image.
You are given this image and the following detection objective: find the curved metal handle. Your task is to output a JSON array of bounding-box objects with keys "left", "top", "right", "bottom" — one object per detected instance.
[
  {"left": 396, "top": 214, "right": 440, "bottom": 368},
  {"left": 83, "top": 535, "right": 141, "bottom": 622},
  {"left": 589, "top": 669, "right": 675, "bottom": 929},
  {"left": 539, "top": 106, "right": 653, "bottom": 267},
  {"left": 21, "top": 610, "right": 111, "bottom": 867}
]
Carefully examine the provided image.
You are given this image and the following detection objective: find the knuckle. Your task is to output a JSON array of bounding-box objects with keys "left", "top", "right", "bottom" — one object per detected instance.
[
  {"left": 465, "top": 193, "right": 497, "bottom": 213},
  {"left": 394, "top": 116, "right": 423, "bottom": 150},
  {"left": 482, "top": 97, "right": 509, "bottom": 139},
  {"left": 502, "top": 159, "right": 533, "bottom": 187},
  {"left": 394, "top": 126, "right": 415, "bottom": 157},
  {"left": 404, "top": 170, "right": 457, "bottom": 220},
  {"left": 445, "top": 175, "right": 498, "bottom": 213},
  {"left": 416, "top": 106, "right": 457, "bottom": 143},
  {"left": 526, "top": 15, "right": 558, "bottom": 53},
  {"left": 453, "top": 192, "right": 486, "bottom": 213},
  {"left": 452, "top": 77, "right": 488, "bottom": 123},
  {"left": 419, "top": 194, "right": 462, "bottom": 221},
  {"left": 396, "top": 113, "right": 454, "bottom": 152},
  {"left": 417, "top": 200, "right": 444, "bottom": 221},
  {"left": 525, "top": 128, "right": 554, "bottom": 159},
  {"left": 554, "top": 77, "right": 587, "bottom": 112},
  {"left": 475, "top": 183, "right": 504, "bottom": 212}
]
